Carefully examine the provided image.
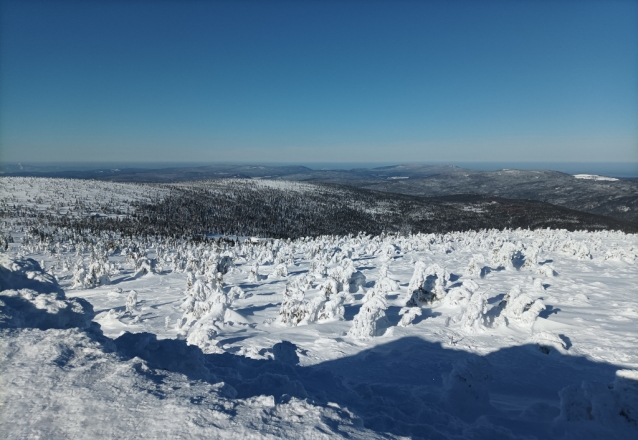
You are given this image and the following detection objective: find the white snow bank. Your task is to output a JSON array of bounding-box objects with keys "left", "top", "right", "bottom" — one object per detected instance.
[
  {"left": 0, "top": 255, "right": 93, "bottom": 330},
  {"left": 573, "top": 174, "right": 619, "bottom": 181}
]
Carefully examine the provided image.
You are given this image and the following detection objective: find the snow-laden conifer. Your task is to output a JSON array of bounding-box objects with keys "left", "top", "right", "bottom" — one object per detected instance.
[{"left": 348, "top": 294, "right": 388, "bottom": 340}]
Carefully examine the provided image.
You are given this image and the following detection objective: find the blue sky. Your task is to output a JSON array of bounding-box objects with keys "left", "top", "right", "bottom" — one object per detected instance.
[{"left": 1, "top": 0, "right": 636, "bottom": 164}]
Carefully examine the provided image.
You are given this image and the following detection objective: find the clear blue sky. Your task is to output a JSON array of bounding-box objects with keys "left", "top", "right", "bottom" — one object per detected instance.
[{"left": 1, "top": 0, "right": 636, "bottom": 164}]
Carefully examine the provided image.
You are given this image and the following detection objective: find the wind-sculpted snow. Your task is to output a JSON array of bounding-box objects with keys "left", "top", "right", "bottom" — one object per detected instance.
[
  {"left": 2, "top": 201, "right": 638, "bottom": 438},
  {"left": 0, "top": 255, "right": 93, "bottom": 330}
]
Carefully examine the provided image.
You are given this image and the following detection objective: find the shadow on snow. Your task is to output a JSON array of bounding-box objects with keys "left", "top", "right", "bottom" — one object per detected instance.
[{"left": 108, "top": 328, "right": 630, "bottom": 439}]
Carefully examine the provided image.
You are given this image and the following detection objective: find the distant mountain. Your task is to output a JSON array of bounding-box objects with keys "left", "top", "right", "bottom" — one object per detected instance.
[
  {"left": 306, "top": 165, "right": 638, "bottom": 224},
  {"left": 4, "top": 163, "right": 637, "bottom": 224}
]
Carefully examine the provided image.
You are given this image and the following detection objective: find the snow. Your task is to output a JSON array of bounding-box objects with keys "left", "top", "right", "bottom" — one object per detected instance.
[
  {"left": 574, "top": 174, "right": 620, "bottom": 181},
  {"left": 1, "top": 177, "right": 637, "bottom": 439}
]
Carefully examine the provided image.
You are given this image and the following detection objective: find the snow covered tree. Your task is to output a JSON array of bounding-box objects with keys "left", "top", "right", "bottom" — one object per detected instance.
[
  {"left": 126, "top": 290, "right": 138, "bottom": 313},
  {"left": 348, "top": 295, "right": 388, "bottom": 340},
  {"left": 398, "top": 307, "right": 421, "bottom": 327},
  {"left": 465, "top": 254, "right": 486, "bottom": 278},
  {"left": 247, "top": 263, "right": 260, "bottom": 283},
  {"left": 317, "top": 293, "right": 346, "bottom": 322},
  {"left": 461, "top": 291, "right": 488, "bottom": 333},
  {"left": 496, "top": 284, "right": 545, "bottom": 328},
  {"left": 277, "top": 284, "right": 308, "bottom": 326}
]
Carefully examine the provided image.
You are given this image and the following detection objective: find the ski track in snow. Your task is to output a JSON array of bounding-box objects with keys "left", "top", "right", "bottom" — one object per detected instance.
[{"left": 1, "top": 177, "right": 637, "bottom": 439}]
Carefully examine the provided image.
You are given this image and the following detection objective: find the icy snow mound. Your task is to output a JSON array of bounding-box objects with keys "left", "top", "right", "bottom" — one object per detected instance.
[
  {"left": 0, "top": 254, "right": 62, "bottom": 294},
  {"left": 0, "top": 255, "right": 93, "bottom": 330}
]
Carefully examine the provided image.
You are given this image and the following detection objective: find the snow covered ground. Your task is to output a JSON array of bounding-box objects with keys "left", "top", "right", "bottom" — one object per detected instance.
[
  {"left": 0, "top": 176, "right": 168, "bottom": 218},
  {"left": 1, "top": 178, "right": 637, "bottom": 439}
]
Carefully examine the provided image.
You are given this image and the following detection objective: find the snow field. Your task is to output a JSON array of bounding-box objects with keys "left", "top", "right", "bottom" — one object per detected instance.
[
  {"left": 0, "top": 176, "right": 168, "bottom": 219},
  {"left": 1, "top": 176, "right": 638, "bottom": 439}
]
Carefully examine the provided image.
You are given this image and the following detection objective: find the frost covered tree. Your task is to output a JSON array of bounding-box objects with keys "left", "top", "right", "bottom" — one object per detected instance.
[
  {"left": 126, "top": 290, "right": 138, "bottom": 313},
  {"left": 134, "top": 257, "right": 156, "bottom": 276},
  {"left": 465, "top": 254, "right": 486, "bottom": 278},
  {"left": 495, "top": 285, "right": 545, "bottom": 328},
  {"left": 536, "top": 264, "right": 556, "bottom": 277},
  {"left": 405, "top": 263, "right": 448, "bottom": 306},
  {"left": 491, "top": 242, "right": 518, "bottom": 270},
  {"left": 398, "top": 307, "right": 421, "bottom": 327},
  {"left": 521, "top": 246, "right": 540, "bottom": 269},
  {"left": 71, "top": 259, "right": 110, "bottom": 288},
  {"left": 71, "top": 264, "right": 87, "bottom": 289},
  {"left": 317, "top": 293, "right": 346, "bottom": 322},
  {"left": 348, "top": 295, "right": 388, "bottom": 340},
  {"left": 461, "top": 291, "right": 489, "bottom": 333},
  {"left": 176, "top": 276, "right": 232, "bottom": 342},
  {"left": 0, "top": 231, "right": 13, "bottom": 251},
  {"left": 228, "top": 285, "right": 250, "bottom": 301},
  {"left": 269, "top": 263, "right": 288, "bottom": 279},
  {"left": 277, "top": 284, "right": 308, "bottom": 326},
  {"left": 375, "top": 264, "right": 399, "bottom": 293},
  {"left": 247, "top": 263, "right": 260, "bottom": 283},
  {"left": 277, "top": 283, "right": 326, "bottom": 326}
]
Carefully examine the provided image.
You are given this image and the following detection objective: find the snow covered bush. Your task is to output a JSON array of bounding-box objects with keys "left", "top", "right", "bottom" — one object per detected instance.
[
  {"left": 125, "top": 290, "right": 138, "bottom": 313},
  {"left": 407, "top": 261, "right": 428, "bottom": 294},
  {"left": 442, "top": 280, "right": 479, "bottom": 308},
  {"left": 348, "top": 270, "right": 367, "bottom": 293},
  {"left": 277, "top": 284, "right": 325, "bottom": 327},
  {"left": 134, "top": 257, "right": 157, "bottom": 276},
  {"left": 491, "top": 242, "right": 518, "bottom": 270},
  {"left": 185, "top": 320, "right": 223, "bottom": 354},
  {"left": 0, "top": 231, "right": 13, "bottom": 251},
  {"left": 521, "top": 246, "right": 539, "bottom": 269},
  {"left": 71, "top": 260, "right": 110, "bottom": 289},
  {"left": 380, "top": 243, "right": 399, "bottom": 261},
  {"left": 461, "top": 290, "right": 489, "bottom": 333},
  {"left": 576, "top": 243, "right": 592, "bottom": 260},
  {"left": 319, "top": 278, "right": 340, "bottom": 297},
  {"left": 398, "top": 307, "right": 421, "bottom": 327},
  {"left": 604, "top": 246, "right": 636, "bottom": 264},
  {"left": 228, "top": 285, "right": 250, "bottom": 301},
  {"left": 405, "top": 263, "right": 448, "bottom": 306},
  {"left": 496, "top": 285, "right": 545, "bottom": 328},
  {"left": 348, "top": 295, "right": 388, "bottom": 340},
  {"left": 327, "top": 259, "right": 365, "bottom": 293},
  {"left": 536, "top": 264, "right": 556, "bottom": 277},
  {"left": 216, "top": 255, "right": 233, "bottom": 274},
  {"left": 465, "top": 254, "right": 486, "bottom": 278},
  {"left": 316, "top": 292, "right": 346, "bottom": 322},
  {"left": 176, "top": 277, "right": 234, "bottom": 344},
  {"left": 529, "top": 331, "right": 567, "bottom": 354},
  {"left": 269, "top": 263, "right": 288, "bottom": 279},
  {"left": 375, "top": 264, "right": 399, "bottom": 293},
  {"left": 247, "top": 263, "right": 260, "bottom": 283}
]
